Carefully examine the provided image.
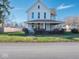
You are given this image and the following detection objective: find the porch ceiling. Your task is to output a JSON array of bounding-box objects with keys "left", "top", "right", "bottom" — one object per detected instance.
[{"left": 27, "top": 20, "right": 63, "bottom": 24}]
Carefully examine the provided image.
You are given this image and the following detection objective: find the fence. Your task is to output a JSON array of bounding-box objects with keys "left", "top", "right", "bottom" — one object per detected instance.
[{"left": 4, "top": 27, "right": 22, "bottom": 32}]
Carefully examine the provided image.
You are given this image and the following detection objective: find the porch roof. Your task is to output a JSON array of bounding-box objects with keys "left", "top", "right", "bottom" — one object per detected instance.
[{"left": 26, "top": 20, "right": 63, "bottom": 24}]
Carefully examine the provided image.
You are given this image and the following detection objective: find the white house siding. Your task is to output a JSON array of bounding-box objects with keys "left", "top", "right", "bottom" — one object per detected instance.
[
  {"left": 46, "top": 24, "right": 50, "bottom": 31},
  {"left": 50, "top": 25, "right": 56, "bottom": 30},
  {"left": 40, "top": 23, "right": 43, "bottom": 29},
  {"left": 27, "top": 2, "right": 51, "bottom": 20}
]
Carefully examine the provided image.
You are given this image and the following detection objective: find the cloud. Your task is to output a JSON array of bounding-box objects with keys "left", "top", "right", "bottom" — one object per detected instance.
[{"left": 57, "top": 3, "right": 74, "bottom": 10}]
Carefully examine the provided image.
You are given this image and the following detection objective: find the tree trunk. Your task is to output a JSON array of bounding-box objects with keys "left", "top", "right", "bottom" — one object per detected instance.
[
  {"left": 2, "top": 22, "right": 4, "bottom": 32},
  {"left": 1, "top": 18, "right": 4, "bottom": 32}
]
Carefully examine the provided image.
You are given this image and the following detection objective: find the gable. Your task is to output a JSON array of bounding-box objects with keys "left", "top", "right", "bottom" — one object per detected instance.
[{"left": 27, "top": 1, "right": 49, "bottom": 12}]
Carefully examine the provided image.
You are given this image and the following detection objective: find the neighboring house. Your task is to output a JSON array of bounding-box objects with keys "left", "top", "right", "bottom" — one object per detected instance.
[
  {"left": 65, "top": 16, "right": 79, "bottom": 31},
  {"left": 54, "top": 16, "right": 79, "bottom": 32},
  {"left": 53, "top": 16, "right": 79, "bottom": 32},
  {"left": 26, "top": 0, "right": 62, "bottom": 31}
]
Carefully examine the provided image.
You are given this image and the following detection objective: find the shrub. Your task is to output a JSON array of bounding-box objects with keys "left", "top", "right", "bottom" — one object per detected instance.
[
  {"left": 71, "top": 28, "right": 78, "bottom": 33},
  {"left": 22, "top": 28, "right": 29, "bottom": 35},
  {"left": 51, "top": 28, "right": 65, "bottom": 34},
  {"left": 52, "top": 29, "right": 60, "bottom": 34},
  {"left": 59, "top": 29, "right": 65, "bottom": 34},
  {"left": 34, "top": 28, "right": 65, "bottom": 35},
  {"left": 45, "top": 31, "right": 51, "bottom": 35},
  {"left": 34, "top": 29, "right": 45, "bottom": 35}
]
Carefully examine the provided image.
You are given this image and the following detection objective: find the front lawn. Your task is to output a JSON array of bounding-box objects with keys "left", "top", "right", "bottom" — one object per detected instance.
[{"left": 0, "top": 32, "right": 79, "bottom": 42}]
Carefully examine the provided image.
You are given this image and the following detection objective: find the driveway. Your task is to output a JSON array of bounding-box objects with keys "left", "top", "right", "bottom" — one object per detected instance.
[{"left": 0, "top": 42, "right": 79, "bottom": 59}]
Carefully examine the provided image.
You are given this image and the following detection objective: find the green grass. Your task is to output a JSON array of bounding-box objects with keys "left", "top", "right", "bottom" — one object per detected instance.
[{"left": 0, "top": 32, "right": 79, "bottom": 42}]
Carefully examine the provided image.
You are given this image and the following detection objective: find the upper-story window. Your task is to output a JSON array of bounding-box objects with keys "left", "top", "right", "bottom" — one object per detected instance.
[
  {"left": 38, "top": 5, "right": 40, "bottom": 9},
  {"left": 38, "top": 12, "right": 40, "bottom": 19},
  {"left": 44, "top": 12, "right": 46, "bottom": 19},
  {"left": 32, "top": 12, "right": 34, "bottom": 19}
]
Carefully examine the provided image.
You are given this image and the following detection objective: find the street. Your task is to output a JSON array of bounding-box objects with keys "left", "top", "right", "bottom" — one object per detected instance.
[{"left": 0, "top": 43, "right": 79, "bottom": 59}]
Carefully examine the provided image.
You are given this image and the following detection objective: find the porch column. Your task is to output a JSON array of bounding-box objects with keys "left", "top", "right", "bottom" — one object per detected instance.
[
  {"left": 50, "top": 23, "right": 51, "bottom": 31},
  {"left": 43, "top": 23, "right": 46, "bottom": 30}
]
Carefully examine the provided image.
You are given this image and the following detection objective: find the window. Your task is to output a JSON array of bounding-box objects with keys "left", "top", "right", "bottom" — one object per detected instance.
[
  {"left": 32, "top": 12, "right": 34, "bottom": 19},
  {"left": 38, "top": 5, "right": 40, "bottom": 9},
  {"left": 38, "top": 12, "right": 40, "bottom": 19},
  {"left": 44, "top": 12, "right": 46, "bottom": 19}
]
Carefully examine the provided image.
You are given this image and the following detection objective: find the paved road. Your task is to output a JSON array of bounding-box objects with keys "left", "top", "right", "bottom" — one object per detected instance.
[{"left": 0, "top": 43, "right": 79, "bottom": 59}]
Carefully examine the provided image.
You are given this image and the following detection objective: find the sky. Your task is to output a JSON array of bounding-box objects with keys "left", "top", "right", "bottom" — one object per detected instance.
[{"left": 9, "top": 0, "right": 79, "bottom": 23}]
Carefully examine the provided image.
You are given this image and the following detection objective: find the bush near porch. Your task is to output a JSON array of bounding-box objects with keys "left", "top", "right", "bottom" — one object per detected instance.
[
  {"left": 22, "top": 28, "right": 65, "bottom": 35},
  {"left": 0, "top": 32, "right": 79, "bottom": 42},
  {"left": 22, "top": 28, "right": 79, "bottom": 35}
]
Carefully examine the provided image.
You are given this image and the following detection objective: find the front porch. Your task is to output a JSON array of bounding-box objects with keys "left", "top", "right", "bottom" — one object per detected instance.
[
  {"left": 28, "top": 23, "right": 60, "bottom": 31},
  {"left": 27, "top": 20, "right": 62, "bottom": 31}
]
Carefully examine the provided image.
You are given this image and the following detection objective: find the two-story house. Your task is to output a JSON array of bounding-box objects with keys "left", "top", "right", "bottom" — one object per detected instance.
[{"left": 26, "top": 0, "right": 62, "bottom": 31}]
